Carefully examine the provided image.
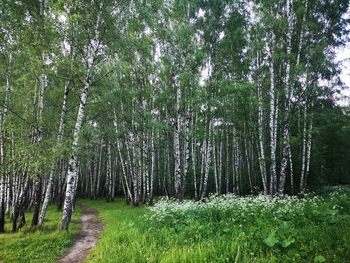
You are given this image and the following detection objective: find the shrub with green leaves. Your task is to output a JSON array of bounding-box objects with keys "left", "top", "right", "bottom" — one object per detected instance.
[{"left": 144, "top": 187, "right": 350, "bottom": 262}]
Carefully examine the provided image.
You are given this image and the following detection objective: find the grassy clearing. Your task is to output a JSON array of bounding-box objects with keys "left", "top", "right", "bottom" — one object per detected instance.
[
  {"left": 1, "top": 188, "right": 349, "bottom": 263},
  {"left": 84, "top": 187, "right": 350, "bottom": 263},
  {"left": 0, "top": 205, "right": 81, "bottom": 263}
]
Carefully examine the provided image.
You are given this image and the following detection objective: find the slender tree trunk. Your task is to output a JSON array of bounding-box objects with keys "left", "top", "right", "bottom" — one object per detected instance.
[
  {"left": 106, "top": 141, "right": 113, "bottom": 202},
  {"left": 60, "top": 77, "right": 90, "bottom": 230},
  {"left": 60, "top": 0, "right": 104, "bottom": 228},
  {"left": 267, "top": 33, "right": 278, "bottom": 195},
  {"left": 39, "top": 81, "right": 70, "bottom": 226},
  {"left": 300, "top": 103, "right": 308, "bottom": 194},
  {"left": 278, "top": 0, "right": 294, "bottom": 196},
  {"left": 115, "top": 113, "right": 132, "bottom": 202},
  {"left": 174, "top": 81, "right": 182, "bottom": 200},
  {"left": 304, "top": 111, "right": 313, "bottom": 190},
  {"left": 32, "top": 0, "right": 47, "bottom": 226},
  {"left": 244, "top": 134, "right": 253, "bottom": 194},
  {"left": 288, "top": 138, "right": 294, "bottom": 194},
  {"left": 300, "top": 102, "right": 313, "bottom": 194},
  {"left": 218, "top": 133, "right": 223, "bottom": 194},
  {"left": 12, "top": 172, "right": 29, "bottom": 232},
  {"left": 213, "top": 134, "right": 219, "bottom": 194},
  {"left": 224, "top": 131, "right": 228, "bottom": 193},
  {"left": 200, "top": 119, "right": 212, "bottom": 200},
  {"left": 182, "top": 112, "right": 190, "bottom": 199},
  {"left": 150, "top": 128, "right": 155, "bottom": 204},
  {"left": 0, "top": 111, "right": 5, "bottom": 233},
  {"left": 199, "top": 137, "right": 206, "bottom": 198},
  {"left": 256, "top": 51, "right": 268, "bottom": 195},
  {"left": 96, "top": 141, "right": 103, "bottom": 198}
]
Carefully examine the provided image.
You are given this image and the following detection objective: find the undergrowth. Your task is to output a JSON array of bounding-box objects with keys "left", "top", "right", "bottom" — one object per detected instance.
[
  {"left": 0, "top": 205, "right": 81, "bottom": 263},
  {"left": 84, "top": 186, "right": 350, "bottom": 263}
]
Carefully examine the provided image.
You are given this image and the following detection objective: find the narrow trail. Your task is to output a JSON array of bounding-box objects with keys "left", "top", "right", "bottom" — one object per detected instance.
[{"left": 58, "top": 204, "right": 103, "bottom": 263}]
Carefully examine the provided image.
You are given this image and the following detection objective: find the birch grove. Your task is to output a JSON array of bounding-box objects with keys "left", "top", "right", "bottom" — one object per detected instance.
[{"left": 0, "top": 0, "right": 349, "bottom": 232}]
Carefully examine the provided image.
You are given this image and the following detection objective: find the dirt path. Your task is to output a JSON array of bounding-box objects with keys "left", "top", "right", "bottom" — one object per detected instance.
[{"left": 58, "top": 204, "right": 103, "bottom": 263}]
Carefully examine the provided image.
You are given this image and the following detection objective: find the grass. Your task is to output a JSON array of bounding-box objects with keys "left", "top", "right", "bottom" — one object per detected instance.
[
  {"left": 1, "top": 188, "right": 349, "bottom": 263},
  {"left": 83, "top": 187, "right": 350, "bottom": 263},
  {"left": 0, "top": 205, "right": 81, "bottom": 263}
]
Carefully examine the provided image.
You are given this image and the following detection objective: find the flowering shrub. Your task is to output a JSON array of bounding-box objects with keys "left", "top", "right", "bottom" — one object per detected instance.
[
  {"left": 145, "top": 186, "right": 350, "bottom": 254},
  {"left": 149, "top": 186, "right": 349, "bottom": 219},
  {"left": 119, "top": 187, "right": 350, "bottom": 262},
  {"left": 147, "top": 193, "right": 329, "bottom": 225}
]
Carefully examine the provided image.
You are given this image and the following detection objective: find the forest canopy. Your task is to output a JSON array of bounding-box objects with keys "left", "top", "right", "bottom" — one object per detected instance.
[{"left": 0, "top": 0, "right": 349, "bottom": 231}]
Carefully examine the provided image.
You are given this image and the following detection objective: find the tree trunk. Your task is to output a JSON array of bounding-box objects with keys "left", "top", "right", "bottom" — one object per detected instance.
[
  {"left": 200, "top": 119, "right": 212, "bottom": 200},
  {"left": 256, "top": 51, "right": 268, "bottom": 195},
  {"left": 278, "top": 0, "right": 294, "bottom": 196},
  {"left": 60, "top": 78, "right": 90, "bottom": 230},
  {"left": 267, "top": 33, "right": 278, "bottom": 195},
  {"left": 39, "top": 81, "right": 70, "bottom": 226},
  {"left": 174, "top": 82, "right": 182, "bottom": 200}
]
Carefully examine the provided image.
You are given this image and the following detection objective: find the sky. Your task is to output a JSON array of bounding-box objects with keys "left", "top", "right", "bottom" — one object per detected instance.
[
  {"left": 334, "top": 9, "right": 350, "bottom": 107},
  {"left": 335, "top": 42, "right": 350, "bottom": 106}
]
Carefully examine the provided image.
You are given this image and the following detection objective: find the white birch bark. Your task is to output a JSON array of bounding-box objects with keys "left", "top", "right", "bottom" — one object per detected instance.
[
  {"left": 244, "top": 133, "right": 253, "bottom": 194},
  {"left": 213, "top": 134, "right": 219, "bottom": 193},
  {"left": 182, "top": 109, "right": 190, "bottom": 199},
  {"left": 300, "top": 102, "right": 313, "bottom": 194},
  {"left": 199, "top": 137, "right": 206, "bottom": 197},
  {"left": 60, "top": 78, "right": 90, "bottom": 230},
  {"left": 218, "top": 133, "right": 223, "bottom": 194},
  {"left": 96, "top": 141, "right": 103, "bottom": 197},
  {"left": 39, "top": 81, "right": 70, "bottom": 226},
  {"left": 304, "top": 111, "right": 313, "bottom": 190},
  {"left": 278, "top": 0, "right": 294, "bottom": 195},
  {"left": 114, "top": 112, "right": 132, "bottom": 202},
  {"left": 60, "top": 1, "right": 104, "bottom": 230},
  {"left": 192, "top": 138, "right": 198, "bottom": 200},
  {"left": 288, "top": 139, "right": 294, "bottom": 194},
  {"left": 174, "top": 81, "right": 182, "bottom": 200},
  {"left": 232, "top": 127, "right": 239, "bottom": 194},
  {"left": 256, "top": 51, "right": 268, "bottom": 195},
  {"left": 0, "top": 111, "right": 5, "bottom": 232},
  {"left": 0, "top": 53, "right": 13, "bottom": 231},
  {"left": 106, "top": 141, "right": 113, "bottom": 201},
  {"left": 267, "top": 33, "right": 278, "bottom": 195},
  {"left": 300, "top": 103, "right": 308, "bottom": 193},
  {"left": 150, "top": 127, "right": 155, "bottom": 203},
  {"left": 226, "top": 131, "right": 229, "bottom": 193},
  {"left": 200, "top": 119, "right": 212, "bottom": 200},
  {"left": 32, "top": 0, "right": 47, "bottom": 225}
]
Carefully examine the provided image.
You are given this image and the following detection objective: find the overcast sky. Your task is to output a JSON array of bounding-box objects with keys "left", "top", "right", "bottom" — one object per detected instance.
[
  {"left": 335, "top": 10, "right": 350, "bottom": 107},
  {"left": 336, "top": 43, "right": 350, "bottom": 106}
]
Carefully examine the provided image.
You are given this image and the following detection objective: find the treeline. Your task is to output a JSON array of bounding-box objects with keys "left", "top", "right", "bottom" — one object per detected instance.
[{"left": 0, "top": 0, "right": 349, "bottom": 231}]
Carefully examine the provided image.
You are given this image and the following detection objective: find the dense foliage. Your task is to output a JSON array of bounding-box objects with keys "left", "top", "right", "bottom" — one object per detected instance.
[{"left": 0, "top": 0, "right": 349, "bottom": 231}]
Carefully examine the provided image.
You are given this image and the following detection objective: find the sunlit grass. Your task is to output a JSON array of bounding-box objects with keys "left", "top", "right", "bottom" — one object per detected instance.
[{"left": 0, "top": 205, "right": 81, "bottom": 263}]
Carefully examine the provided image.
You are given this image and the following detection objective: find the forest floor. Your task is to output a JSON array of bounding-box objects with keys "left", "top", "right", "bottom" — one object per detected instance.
[
  {"left": 82, "top": 187, "right": 350, "bottom": 263},
  {"left": 1, "top": 187, "right": 350, "bottom": 262},
  {"left": 0, "top": 206, "right": 81, "bottom": 263},
  {"left": 58, "top": 204, "right": 103, "bottom": 263}
]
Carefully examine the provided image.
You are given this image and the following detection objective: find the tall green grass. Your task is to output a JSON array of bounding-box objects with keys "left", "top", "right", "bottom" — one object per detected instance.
[
  {"left": 0, "top": 205, "right": 81, "bottom": 263},
  {"left": 83, "top": 188, "right": 350, "bottom": 263},
  {"left": 1, "top": 189, "right": 349, "bottom": 263}
]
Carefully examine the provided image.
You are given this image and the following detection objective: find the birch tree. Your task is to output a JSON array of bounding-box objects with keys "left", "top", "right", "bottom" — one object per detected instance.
[{"left": 60, "top": 0, "right": 108, "bottom": 230}]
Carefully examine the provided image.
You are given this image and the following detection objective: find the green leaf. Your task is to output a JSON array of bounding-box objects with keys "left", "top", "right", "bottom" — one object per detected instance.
[
  {"left": 282, "top": 237, "right": 295, "bottom": 248},
  {"left": 314, "top": 255, "right": 326, "bottom": 263},
  {"left": 264, "top": 231, "right": 278, "bottom": 247}
]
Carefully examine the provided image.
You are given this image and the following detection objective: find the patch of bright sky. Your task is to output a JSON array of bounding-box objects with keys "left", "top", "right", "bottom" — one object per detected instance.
[{"left": 335, "top": 42, "right": 350, "bottom": 107}]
